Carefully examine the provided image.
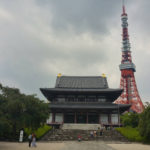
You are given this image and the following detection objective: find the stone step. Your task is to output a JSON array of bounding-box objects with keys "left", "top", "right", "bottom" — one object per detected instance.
[
  {"left": 62, "top": 123, "right": 101, "bottom": 130},
  {"left": 41, "top": 129, "right": 129, "bottom": 142}
]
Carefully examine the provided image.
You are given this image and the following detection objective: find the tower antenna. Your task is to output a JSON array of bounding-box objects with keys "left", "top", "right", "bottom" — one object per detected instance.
[
  {"left": 122, "top": 0, "right": 126, "bottom": 14},
  {"left": 122, "top": 0, "right": 125, "bottom": 5}
]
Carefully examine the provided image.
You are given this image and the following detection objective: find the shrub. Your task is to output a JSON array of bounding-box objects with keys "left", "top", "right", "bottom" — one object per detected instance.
[
  {"left": 120, "top": 112, "right": 139, "bottom": 127},
  {"left": 116, "top": 126, "right": 144, "bottom": 142},
  {"left": 25, "top": 124, "right": 51, "bottom": 140},
  {"left": 139, "top": 106, "right": 150, "bottom": 141}
]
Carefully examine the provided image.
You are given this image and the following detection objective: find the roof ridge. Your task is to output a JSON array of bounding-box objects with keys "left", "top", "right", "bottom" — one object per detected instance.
[{"left": 60, "top": 76, "right": 104, "bottom": 78}]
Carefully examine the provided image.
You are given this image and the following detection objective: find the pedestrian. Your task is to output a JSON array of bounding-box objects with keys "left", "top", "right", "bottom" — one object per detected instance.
[
  {"left": 28, "top": 134, "right": 32, "bottom": 147},
  {"left": 100, "top": 127, "right": 103, "bottom": 136},
  {"left": 32, "top": 133, "right": 37, "bottom": 147},
  {"left": 90, "top": 131, "right": 94, "bottom": 138},
  {"left": 78, "top": 134, "right": 82, "bottom": 142},
  {"left": 97, "top": 127, "right": 100, "bottom": 136},
  {"left": 94, "top": 130, "right": 97, "bottom": 138}
]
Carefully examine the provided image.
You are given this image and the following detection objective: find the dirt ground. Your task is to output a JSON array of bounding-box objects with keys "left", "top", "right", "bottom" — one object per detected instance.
[{"left": 0, "top": 141, "right": 150, "bottom": 150}]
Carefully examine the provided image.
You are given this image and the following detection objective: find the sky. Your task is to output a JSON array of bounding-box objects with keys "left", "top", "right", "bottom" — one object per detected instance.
[{"left": 0, "top": 0, "right": 150, "bottom": 102}]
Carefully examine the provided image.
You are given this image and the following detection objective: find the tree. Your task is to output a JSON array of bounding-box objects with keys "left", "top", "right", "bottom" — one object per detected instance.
[
  {"left": 120, "top": 112, "right": 139, "bottom": 128},
  {"left": 22, "top": 95, "right": 49, "bottom": 130},
  {"left": 139, "top": 105, "right": 150, "bottom": 140},
  {"left": 0, "top": 83, "right": 49, "bottom": 140}
]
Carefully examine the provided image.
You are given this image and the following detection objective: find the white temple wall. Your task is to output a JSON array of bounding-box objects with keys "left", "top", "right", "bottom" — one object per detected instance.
[
  {"left": 46, "top": 113, "right": 52, "bottom": 124},
  {"left": 55, "top": 113, "right": 63, "bottom": 123}
]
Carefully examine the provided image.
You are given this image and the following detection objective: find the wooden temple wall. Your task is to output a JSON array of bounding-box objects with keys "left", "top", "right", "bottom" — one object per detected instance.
[{"left": 47, "top": 112, "right": 120, "bottom": 126}]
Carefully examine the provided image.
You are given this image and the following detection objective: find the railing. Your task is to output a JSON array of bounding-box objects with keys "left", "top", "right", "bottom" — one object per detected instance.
[{"left": 51, "top": 101, "right": 113, "bottom": 104}]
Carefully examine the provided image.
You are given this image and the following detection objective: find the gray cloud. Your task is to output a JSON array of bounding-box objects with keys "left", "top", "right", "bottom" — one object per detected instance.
[
  {"left": 0, "top": 0, "right": 149, "bottom": 102},
  {"left": 36, "top": 0, "right": 121, "bottom": 34}
]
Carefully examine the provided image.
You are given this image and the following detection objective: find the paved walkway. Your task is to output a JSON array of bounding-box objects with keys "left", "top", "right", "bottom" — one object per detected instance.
[
  {"left": 0, "top": 141, "right": 150, "bottom": 150},
  {"left": 108, "top": 143, "right": 150, "bottom": 150}
]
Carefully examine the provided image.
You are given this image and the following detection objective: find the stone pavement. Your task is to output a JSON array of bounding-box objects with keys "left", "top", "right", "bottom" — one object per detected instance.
[
  {"left": 108, "top": 143, "right": 150, "bottom": 150},
  {"left": 0, "top": 141, "right": 150, "bottom": 150}
]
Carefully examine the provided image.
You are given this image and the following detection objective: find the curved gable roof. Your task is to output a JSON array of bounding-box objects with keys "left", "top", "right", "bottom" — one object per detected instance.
[{"left": 55, "top": 76, "right": 108, "bottom": 89}]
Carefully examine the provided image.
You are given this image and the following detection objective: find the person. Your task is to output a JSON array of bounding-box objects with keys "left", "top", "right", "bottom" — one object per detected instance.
[
  {"left": 28, "top": 134, "right": 32, "bottom": 147},
  {"left": 90, "top": 131, "right": 94, "bottom": 138},
  {"left": 100, "top": 128, "right": 102, "bottom": 136},
  {"left": 78, "top": 134, "right": 82, "bottom": 142},
  {"left": 100, "top": 126, "right": 104, "bottom": 136},
  {"left": 94, "top": 130, "right": 97, "bottom": 138},
  {"left": 97, "top": 127, "right": 100, "bottom": 136},
  {"left": 32, "top": 133, "right": 37, "bottom": 147}
]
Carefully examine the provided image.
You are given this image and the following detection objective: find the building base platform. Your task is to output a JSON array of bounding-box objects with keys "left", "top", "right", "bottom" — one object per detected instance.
[{"left": 62, "top": 123, "right": 101, "bottom": 130}]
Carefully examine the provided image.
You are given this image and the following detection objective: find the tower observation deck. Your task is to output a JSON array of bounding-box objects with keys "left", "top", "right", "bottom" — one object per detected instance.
[{"left": 115, "top": 2, "right": 144, "bottom": 113}]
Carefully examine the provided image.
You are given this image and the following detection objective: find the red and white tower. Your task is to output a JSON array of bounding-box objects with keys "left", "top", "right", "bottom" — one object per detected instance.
[{"left": 115, "top": 2, "right": 144, "bottom": 113}]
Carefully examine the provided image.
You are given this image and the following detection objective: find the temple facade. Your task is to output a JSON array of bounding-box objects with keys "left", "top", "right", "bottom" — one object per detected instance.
[{"left": 40, "top": 75, "right": 130, "bottom": 127}]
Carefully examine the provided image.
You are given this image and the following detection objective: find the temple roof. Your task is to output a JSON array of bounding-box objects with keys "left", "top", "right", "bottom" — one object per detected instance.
[
  {"left": 40, "top": 75, "right": 123, "bottom": 102},
  {"left": 40, "top": 88, "right": 122, "bottom": 94},
  {"left": 40, "top": 88, "right": 123, "bottom": 102},
  {"left": 55, "top": 76, "right": 108, "bottom": 89},
  {"left": 49, "top": 102, "right": 131, "bottom": 113}
]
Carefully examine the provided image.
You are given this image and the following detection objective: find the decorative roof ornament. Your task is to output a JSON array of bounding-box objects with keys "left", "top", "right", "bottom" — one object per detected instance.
[
  {"left": 102, "top": 73, "right": 106, "bottom": 78},
  {"left": 57, "top": 73, "right": 62, "bottom": 77}
]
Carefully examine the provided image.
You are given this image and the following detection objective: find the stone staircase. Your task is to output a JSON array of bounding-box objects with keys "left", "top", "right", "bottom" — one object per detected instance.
[
  {"left": 62, "top": 123, "right": 101, "bottom": 130},
  {"left": 41, "top": 129, "right": 129, "bottom": 142}
]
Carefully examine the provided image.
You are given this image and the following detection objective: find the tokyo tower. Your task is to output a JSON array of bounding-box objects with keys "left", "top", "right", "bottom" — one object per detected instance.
[{"left": 115, "top": 2, "right": 144, "bottom": 113}]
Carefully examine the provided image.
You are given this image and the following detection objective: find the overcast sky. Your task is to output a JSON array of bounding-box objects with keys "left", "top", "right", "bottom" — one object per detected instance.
[{"left": 0, "top": 0, "right": 150, "bottom": 102}]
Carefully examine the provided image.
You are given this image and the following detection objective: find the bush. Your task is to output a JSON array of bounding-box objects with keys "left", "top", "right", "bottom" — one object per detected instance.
[
  {"left": 25, "top": 125, "right": 51, "bottom": 140},
  {"left": 139, "top": 106, "right": 150, "bottom": 141},
  {"left": 120, "top": 112, "right": 139, "bottom": 127},
  {"left": 116, "top": 126, "right": 144, "bottom": 142}
]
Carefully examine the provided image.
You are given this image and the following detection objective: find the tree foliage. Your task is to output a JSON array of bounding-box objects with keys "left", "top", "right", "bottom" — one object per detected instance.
[
  {"left": 0, "top": 84, "right": 49, "bottom": 140},
  {"left": 139, "top": 105, "right": 150, "bottom": 140},
  {"left": 120, "top": 112, "right": 139, "bottom": 128}
]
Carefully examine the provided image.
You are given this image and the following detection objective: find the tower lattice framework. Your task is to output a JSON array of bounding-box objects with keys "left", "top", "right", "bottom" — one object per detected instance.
[{"left": 115, "top": 4, "right": 144, "bottom": 113}]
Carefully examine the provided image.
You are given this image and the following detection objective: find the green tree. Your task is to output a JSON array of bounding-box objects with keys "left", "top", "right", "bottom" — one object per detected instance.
[
  {"left": 0, "top": 83, "right": 49, "bottom": 140},
  {"left": 139, "top": 105, "right": 150, "bottom": 140},
  {"left": 121, "top": 112, "right": 139, "bottom": 127},
  {"left": 22, "top": 95, "right": 49, "bottom": 130}
]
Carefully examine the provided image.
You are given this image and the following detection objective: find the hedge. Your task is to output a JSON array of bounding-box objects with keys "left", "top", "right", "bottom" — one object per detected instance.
[
  {"left": 116, "top": 126, "right": 144, "bottom": 142},
  {"left": 25, "top": 125, "right": 51, "bottom": 139}
]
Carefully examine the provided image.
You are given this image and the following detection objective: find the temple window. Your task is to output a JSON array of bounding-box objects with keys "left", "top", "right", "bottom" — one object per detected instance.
[
  {"left": 97, "top": 97, "right": 106, "bottom": 102},
  {"left": 86, "top": 96, "right": 97, "bottom": 102},
  {"left": 78, "top": 96, "right": 85, "bottom": 102},
  {"left": 101, "top": 114, "right": 108, "bottom": 124},
  {"left": 111, "top": 114, "right": 119, "bottom": 124},
  {"left": 57, "top": 97, "right": 65, "bottom": 102},
  {"left": 67, "top": 97, "right": 75, "bottom": 102}
]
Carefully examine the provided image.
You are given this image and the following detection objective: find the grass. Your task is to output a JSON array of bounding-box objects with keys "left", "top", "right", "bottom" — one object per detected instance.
[
  {"left": 25, "top": 124, "right": 52, "bottom": 139},
  {"left": 116, "top": 126, "right": 144, "bottom": 142}
]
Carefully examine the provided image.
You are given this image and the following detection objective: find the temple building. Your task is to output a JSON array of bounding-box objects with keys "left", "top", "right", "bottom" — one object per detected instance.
[{"left": 40, "top": 74, "right": 130, "bottom": 127}]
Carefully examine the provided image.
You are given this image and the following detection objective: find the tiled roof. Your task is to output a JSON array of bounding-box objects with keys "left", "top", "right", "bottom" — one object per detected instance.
[{"left": 55, "top": 76, "right": 108, "bottom": 89}]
